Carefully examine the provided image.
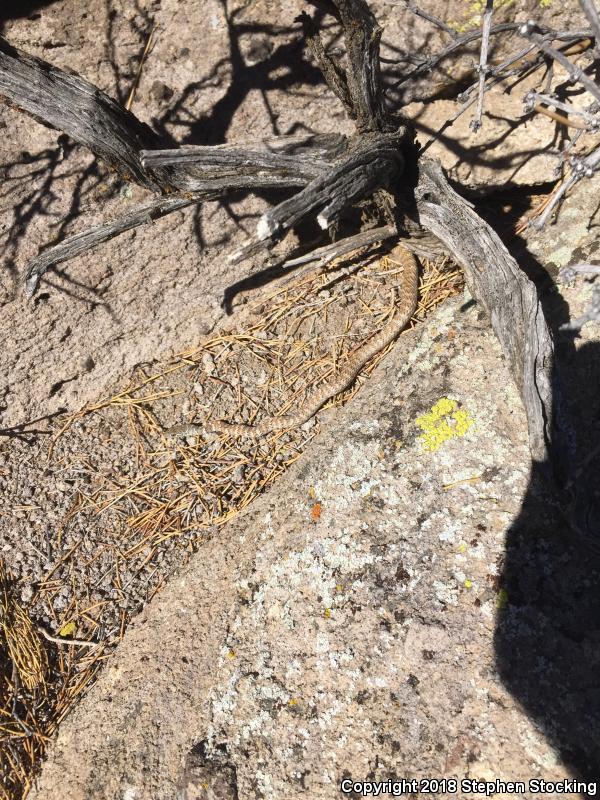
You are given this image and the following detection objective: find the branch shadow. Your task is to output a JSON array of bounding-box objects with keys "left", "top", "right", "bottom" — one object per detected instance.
[
  {"left": 0, "top": 137, "right": 111, "bottom": 285},
  {"left": 151, "top": 0, "right": 326, "bottom": 147}
]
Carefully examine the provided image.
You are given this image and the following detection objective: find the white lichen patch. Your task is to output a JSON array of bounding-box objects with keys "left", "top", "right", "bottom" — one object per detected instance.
[{"left": 433, "top": 580, "right": 460, "bottom": 606}]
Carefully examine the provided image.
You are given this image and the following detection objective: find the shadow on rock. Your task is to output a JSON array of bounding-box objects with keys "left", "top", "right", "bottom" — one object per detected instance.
[{"left": 495, "top": 339, "right": 600, "bottom": 781}]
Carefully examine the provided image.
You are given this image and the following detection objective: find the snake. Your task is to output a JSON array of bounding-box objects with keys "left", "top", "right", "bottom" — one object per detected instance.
[{"left": 169, "top": 244, "right": 418, "bottom": 440}]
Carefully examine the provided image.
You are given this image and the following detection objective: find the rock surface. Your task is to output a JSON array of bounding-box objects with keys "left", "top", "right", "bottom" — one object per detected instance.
[
  {"left": 3, "top": 2, "right": 600, "bottom": 798},
  {"left": 31, "top": 290, "right": 599, "bottom": 799}
]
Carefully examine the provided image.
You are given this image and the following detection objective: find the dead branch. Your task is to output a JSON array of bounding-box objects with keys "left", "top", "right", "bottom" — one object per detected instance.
[
  {"left": 0, "top": 0, "right": 593, "bottom": 541},
  {"left": 231, "top": 129, "right": 408, "bottom": 264},
  {"left": 298, "top": 11, "right": 355, "bottom": 115},
  {"left": 139, "top": 140, "right": 333, "bottom": 190},
  {"left": 393, "top": 23, "right": 591, "bottom": 89},
  {"left": 400, "top": 2, "right": 459, "bottom": 37},
  {"left": 519, "top": 21, "right": 600, "bottom": 104},
  {"left": 471, "top": 0, "right": 494, "bottom": 132},
  {"left": 579, "top": 0, "right": 600, "bottom": 51},
  {"left": 0, "top": 36, "right": 165, "bottom": 191},
  {"left": 25, "top": 197, "right": 197, "bottom": 297},
  {"left": 414, "top": 160, "right": 555, "bottom": 462},
  {"left": 283, "top": 224, "right": 397, "bottom": 268}
]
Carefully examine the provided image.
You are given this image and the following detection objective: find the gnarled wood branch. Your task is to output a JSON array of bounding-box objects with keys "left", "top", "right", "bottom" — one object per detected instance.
[{"left": 0, "top": 1, "right": 591, "bottom": 542}]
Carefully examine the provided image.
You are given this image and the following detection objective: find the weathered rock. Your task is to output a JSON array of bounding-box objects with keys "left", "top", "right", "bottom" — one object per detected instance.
[{"left": 31, "top": 289, "right": 594, "bottom": 799}]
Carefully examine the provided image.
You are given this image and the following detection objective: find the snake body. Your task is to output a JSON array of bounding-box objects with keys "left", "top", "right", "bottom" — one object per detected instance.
[{"left": 170, "top": 244, "right": 418, "bottom": 440}]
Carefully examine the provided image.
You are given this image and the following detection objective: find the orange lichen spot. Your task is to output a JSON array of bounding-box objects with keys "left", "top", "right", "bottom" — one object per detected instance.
[{"left": 311, "top": 502, "right": 322, "bottom": 521}]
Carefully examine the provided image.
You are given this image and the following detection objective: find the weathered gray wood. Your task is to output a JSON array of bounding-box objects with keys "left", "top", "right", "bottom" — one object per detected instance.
[
  {"left": 25, "top": 197, "right": 196, "bottom": 296},
  {"left": 142, "top": 132, "right": 346, "bottom": 165},
  {"left": 283, "top": 224, "right": 397, "bottom": 268},
  {"left": 140, "top": 143, "right": 331, "bottom": 190},
  {"left": 230, "top": 130, "right": 408, "bottom": 264},
  {"left": 332, "top": 0, "right": 391, "bottom": 132},
  {"left": 0, "top": 41, "right": 346, "bottom": 198},
  {"left": 415, "top": 159, "right": 555, "bottom": 463},
  {"left": 304, "top": 0, "right": 392, "bottom": 133},
  {"left": 299, "top": 11, "right": 355, "bottom": 117},
  {"left": 415, "top": 162, "right": 597, "bottom": 539},
  {"left": 0, "top": 37, "right": 167, "bottom": 190}
]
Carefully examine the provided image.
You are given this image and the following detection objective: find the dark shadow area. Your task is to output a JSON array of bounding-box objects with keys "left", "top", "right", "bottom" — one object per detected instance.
[
  {"left": 495, "top": 438, "right": 600, "bottom": 780},
  {"left": 152, "top": 0, "right": 327, "bottom": 146},
  {"left": 0, "top": 0, "right": 60, "bottom": 28},
  {"left": 492, "top": 224, "right": 600, "bottom": 779}
]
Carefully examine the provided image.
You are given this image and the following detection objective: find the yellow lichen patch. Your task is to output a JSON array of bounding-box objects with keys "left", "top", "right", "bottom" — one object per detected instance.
[
  {"left": 464, "top": 579, "right": 473, "bottom": 590},
  {"left": 448, "top": 0, "right": 516, "bottom": 33},
  {"left": 59, "top": 621, "right": 76, "bottom": 637},
  {"left": 323, "top": 608, "right": 332, "bottom": 619},
  {"left": 415, "top": 397, "right": 475, "bottom": 452}
]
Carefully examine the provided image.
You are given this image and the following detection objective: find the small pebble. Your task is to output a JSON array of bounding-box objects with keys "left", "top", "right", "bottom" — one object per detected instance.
[{"left": 202, "top": 352, "right": 215, "bottom": 376}]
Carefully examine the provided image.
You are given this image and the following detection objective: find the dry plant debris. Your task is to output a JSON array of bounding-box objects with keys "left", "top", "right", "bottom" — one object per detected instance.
[
  {"left": 0, "top": 558, "right": 105, "bottom": 800},
  {"left": 0, "top": 248, "right": 461, "bottom": 799}
]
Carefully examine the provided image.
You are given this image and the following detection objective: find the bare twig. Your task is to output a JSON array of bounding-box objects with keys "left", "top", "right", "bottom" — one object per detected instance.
[
  {"left": 37, "top": 626, "right": 99, "bottom": 648},
  {"left": 283, "top": 225, "right": 397, "bottom": 268},
  {"left": 579, "top": 0, "right": 600, "bottom": 51},
  {"left": 401, "top": 2, "right": 458, "bottom": 37},
  {"left": 393, "top": 22, "right": 518, "bottom": 88},
  {"left": 125, "top": 23, "right": 156, "bottom": 111},
  {"left": 394, "top": 24, "right": 591, "bottom": 89},
  {"left": 533, "top": 103, "right": 591, "bottom": 129},
  {"left": 560, "top": 286, "right": 600, "bottom": 330},
  {"left": 532, "top": 145, "right": 600, "bottom": 229},
  {"left": 524, "top": 90, "right": 600, "bottom": 127},
  {"left": 471, "top": 0, "right": 494, "bottom": 132},
  {"left": 519, "top": 21, "right": 600, "bottom": 104}
]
